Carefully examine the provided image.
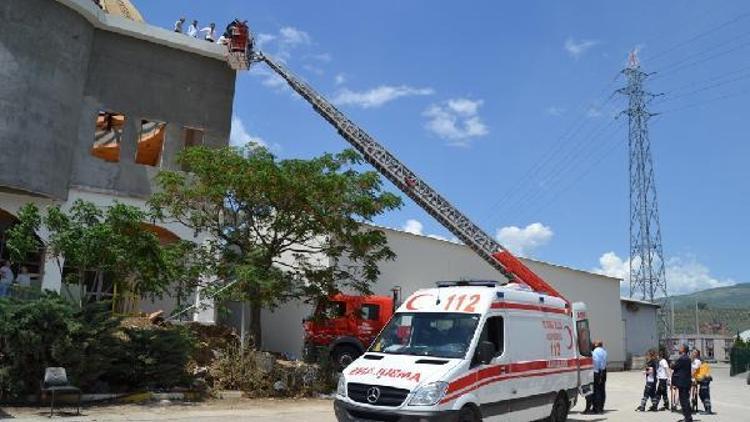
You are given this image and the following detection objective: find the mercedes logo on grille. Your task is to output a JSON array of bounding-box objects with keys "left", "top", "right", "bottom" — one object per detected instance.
[{"left": 366, "top": 386, "right": 381, "bottom": 403}]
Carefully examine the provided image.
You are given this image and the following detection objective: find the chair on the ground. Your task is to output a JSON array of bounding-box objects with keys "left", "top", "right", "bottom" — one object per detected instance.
[{"left": 40, "top": 367, "right": 81, "bottom": 417}]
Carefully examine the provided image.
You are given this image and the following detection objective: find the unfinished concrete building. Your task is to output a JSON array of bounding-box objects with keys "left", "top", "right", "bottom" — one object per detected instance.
[{"left": 0, "top": 0, "right": 236, "bottom": 320}]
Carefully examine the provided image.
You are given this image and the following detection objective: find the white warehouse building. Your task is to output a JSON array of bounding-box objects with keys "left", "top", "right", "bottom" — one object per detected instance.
[{"left": 262, "top": 225, "right": 632, "bottom": 370}]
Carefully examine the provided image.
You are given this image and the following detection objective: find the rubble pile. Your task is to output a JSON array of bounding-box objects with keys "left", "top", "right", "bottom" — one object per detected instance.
[{"left": 119, "top": 312, "right": 333, "bottom": 397}]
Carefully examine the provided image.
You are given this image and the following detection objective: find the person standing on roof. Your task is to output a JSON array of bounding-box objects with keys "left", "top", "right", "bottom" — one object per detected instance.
[
  {"left": 200, "top": 23, "right": 216, "bottom": 42},
  {"left": 591, "top": 340, "right": 608, "bottom": 414},
  {"left": 174, "top": 17, "right": 185, "bottom": 33},
  {"left": 187, "top": 20, "right": 199, "bottom": 38}
]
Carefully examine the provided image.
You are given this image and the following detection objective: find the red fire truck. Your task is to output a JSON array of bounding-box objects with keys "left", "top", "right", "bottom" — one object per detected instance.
[{"left": 303, "top": 290, "right": 401, "bottom": 369}]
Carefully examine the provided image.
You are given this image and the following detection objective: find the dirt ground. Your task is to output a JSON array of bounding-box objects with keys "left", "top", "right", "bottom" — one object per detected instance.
[{"left": 1, "top": 365, "right": 747, "bottom": 421}]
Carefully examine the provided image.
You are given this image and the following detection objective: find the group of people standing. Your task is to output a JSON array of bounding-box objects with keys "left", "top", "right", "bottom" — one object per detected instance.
[
  {"left": 0, "top": 260, "right": 32, "bottom": 297},
  {"left": 637, "top": 344, "right": 713, "bottom": 421},
  {"left": 173, "top": 17, "right": 249, "bottom": 47}
]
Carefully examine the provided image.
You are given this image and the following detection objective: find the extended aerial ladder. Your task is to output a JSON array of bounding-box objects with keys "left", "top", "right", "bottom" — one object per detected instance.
[{"left": 229, "top": 41, "right": 566, "bottom": 304}]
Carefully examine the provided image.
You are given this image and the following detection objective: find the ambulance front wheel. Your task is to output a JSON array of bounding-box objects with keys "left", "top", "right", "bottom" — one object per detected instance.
[
  {"left": 457, "top": 405, "right": 481, "bottom": 422},
  {"left": 547, "top": 391, "right": 570, "bottom": 422}
]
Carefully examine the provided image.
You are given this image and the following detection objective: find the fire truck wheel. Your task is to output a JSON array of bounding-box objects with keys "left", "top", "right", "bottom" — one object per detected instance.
[
  {"left": 548, "top": 391, "right": 569, "bottom": 422},
  {"left": 458, "top": 405, "right": 481, "bottom": 422},
  {"left": 332, "top": 345, "right": 360, "bottom": 370}
]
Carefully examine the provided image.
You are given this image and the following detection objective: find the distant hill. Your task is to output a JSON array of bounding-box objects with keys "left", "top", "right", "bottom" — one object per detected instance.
[
  {"left": 670, "top": 283, "right": 750, "bottom": 309},
  {"left": 667, "top": 283, "right": 750, "bottom": 335}
]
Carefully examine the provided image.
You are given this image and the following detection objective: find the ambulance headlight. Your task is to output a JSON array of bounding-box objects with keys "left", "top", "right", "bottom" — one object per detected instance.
[
  {"left": 408, "top": 382, "right": 449, "bottom": 406},
  {"left": 336, "top": 375, "right": 347, "bottom": 397}
]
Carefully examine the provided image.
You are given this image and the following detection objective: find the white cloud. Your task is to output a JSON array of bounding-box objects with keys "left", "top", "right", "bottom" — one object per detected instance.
[
  {"left": 495, "top": 222, "right": 553, "bottom": 256},
  {"left": 401, "top": 219, "right": 458, "bottom": 243},
  {"left": 256, "top": 33, "right": 276, "bottom": 49},
  {"left": 586, "top": 106, "right": 603, "bottom": 118},
  {"left": 279, "top": 26, "right": 311, "bottom": 46},
  {"left": 333, "top": 85, "right": 434, "bottom": 108},
  {"left": 423, "top": 98, "right": 489, "bottom": 146},
  {"left": 256, "top": 26, "right": 318, "bottom": 63},
  {"left": 334, "top": 73, "right": 347, "bottom": 85},
  {"left": 564, "top": 37, "right": 600, "bottom": 59},
  {"left": 402, "top": 219, "right": 424, "bottom": 235},
  {"left": 230, "top": 115, "right": 267, "bottom": 148},
  {"left": 306, "top": 53, "right": 332, "bottom": 62},
  {"left": 546, "top": 106, "right": 566, "bottom": 116},
  {"left": 593, "top": 252, "right": 738, "bottom": 296}
]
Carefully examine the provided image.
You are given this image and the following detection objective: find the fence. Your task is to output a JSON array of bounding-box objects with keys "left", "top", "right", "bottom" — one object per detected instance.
[{"left": 729, "top": 344, "right": 750, "bottom": 377}]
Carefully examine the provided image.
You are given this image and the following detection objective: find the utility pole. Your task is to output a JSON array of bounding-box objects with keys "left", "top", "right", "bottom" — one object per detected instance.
[
  {"left": 695, "top": 299, "right": 700, "bottom": 335},
  {"left": 618, "top": 51, "right": 671, "bottom": 338}
]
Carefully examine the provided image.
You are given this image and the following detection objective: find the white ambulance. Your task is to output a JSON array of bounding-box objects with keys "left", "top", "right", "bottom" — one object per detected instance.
[{"left": 334, "top": 280, "right": 594, "bottom": 422}]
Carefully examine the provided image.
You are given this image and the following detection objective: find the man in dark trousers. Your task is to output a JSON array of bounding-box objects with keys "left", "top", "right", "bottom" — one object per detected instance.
[
  {"left": 672, "top": 344, "right": 694, "bottom": 422},
  {"left": 591, "top": 340, "right": 608, "bottom": 414}
]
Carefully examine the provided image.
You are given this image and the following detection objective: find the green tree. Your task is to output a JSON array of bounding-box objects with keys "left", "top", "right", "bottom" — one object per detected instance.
[
  {"left": 149, "top": 146, "right": 401, "bottom": 346},
  {"left": 6, "top": 200, "right": 175, "bottom": 305}
]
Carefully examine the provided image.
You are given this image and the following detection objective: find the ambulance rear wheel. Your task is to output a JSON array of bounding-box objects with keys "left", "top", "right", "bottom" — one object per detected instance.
[
  {"left": 332, "top": 345, "right": 360, "bottom": 371},
  {"left": 548, "top": 391, "right": 569, "bottom": 422},
  {"left": 458, "top": 405, "right": 481, "bottom": 422}
]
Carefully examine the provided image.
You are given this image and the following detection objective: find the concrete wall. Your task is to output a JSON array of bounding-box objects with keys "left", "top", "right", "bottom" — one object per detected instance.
[
  {"left": 0, "top": 0, "right": 94, "bottom": 198},
  {"left": 0, "top": 0, "right": 236, "bottom": 201},
  {"left": 621, "top": 300, "right": 659, "bottom": 359},
  {"left": 262, "top": 226, "right": 627, "bottom": 369}
]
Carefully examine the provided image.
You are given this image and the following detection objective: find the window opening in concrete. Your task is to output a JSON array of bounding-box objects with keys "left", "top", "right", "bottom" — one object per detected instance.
[
  {"left": 135, "top": 119, "right": 167, "bottom": 166},
  {"left": 0, "top": 208, "right": 44, "bottom": 299},
  {"left": 91, "top": 111, "right": 126, "bottom": 162},
  {"left": 181, "top": 127, "right": 205, "bottom": 171}
]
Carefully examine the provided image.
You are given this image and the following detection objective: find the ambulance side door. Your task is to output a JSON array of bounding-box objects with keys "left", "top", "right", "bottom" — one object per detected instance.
[
  {"left": 507, "top": 312, "right": 552, "bottom": 422},
  {"left": 473, "top": 313, "right": 510, "bottom": 421}
]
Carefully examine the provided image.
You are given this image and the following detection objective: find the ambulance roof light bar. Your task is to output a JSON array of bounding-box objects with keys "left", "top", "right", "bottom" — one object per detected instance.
[{"left": 435, "top": 280, "right": 500, "bottom": 288}]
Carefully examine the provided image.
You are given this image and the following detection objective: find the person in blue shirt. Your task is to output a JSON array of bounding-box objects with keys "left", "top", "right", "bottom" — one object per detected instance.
[{"left": 591, "top": 339, "right": 608, "bottom": 414}]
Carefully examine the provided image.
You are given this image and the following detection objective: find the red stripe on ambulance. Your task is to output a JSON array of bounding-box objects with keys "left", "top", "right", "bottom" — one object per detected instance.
[
  {"left": 443, "top": 357, "right": 587, "bottom": 400},
  {"left": 490, "top": 301, "right": 569, "bottom": 315}
]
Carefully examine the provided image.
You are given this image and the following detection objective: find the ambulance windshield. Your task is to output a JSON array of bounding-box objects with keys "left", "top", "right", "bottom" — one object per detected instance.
[{"left": 369, "top": 312, "right": 480, "bottom": 359}]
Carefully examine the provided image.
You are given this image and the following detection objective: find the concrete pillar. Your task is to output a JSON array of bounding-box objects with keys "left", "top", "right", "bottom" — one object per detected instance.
[
  {"left": 193, "top": 281, "right": 216, "bottom": 324},
  {"left": 160, "top": 123, "right": 184, "bottom": 170},
  {"left": 40, "top": 252, "right": 64, "bottom": 293},
  {"left": 120, "top": 115, "right": 139, "bottom": 164}
]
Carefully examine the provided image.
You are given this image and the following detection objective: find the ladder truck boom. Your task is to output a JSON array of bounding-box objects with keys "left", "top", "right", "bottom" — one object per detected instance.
[{"left": 249, "top": 52, "right": 565, "bottom": 302}]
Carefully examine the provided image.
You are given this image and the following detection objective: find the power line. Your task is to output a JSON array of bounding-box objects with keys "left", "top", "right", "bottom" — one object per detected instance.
[
  {"left": 510, "top": 121, "right": 627, "bottom": 225},
  {"left": 643, "top": 10, "right": 750, "bottom": 63},
  {"left": 489, "top": 109, "right": 622, "bottom": 228},
  {"left": 479, "top": 75, "right": 620, "bottom": 226}
]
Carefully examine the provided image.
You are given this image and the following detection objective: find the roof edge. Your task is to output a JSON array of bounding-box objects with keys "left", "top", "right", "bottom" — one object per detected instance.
[
  {"left": 55, "top": 0, "right": 229, "bottom": 62},
  {"left": 362, "top": 222, "right": 623, "bottom": 283}
]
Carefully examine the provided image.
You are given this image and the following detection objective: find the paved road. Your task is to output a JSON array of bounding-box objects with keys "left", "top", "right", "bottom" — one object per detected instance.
[{"left": 2, "top": 366, "right": 746, "bottom": 421}]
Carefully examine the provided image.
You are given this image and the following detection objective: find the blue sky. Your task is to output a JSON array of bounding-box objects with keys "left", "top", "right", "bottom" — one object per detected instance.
[{"left": 134, "top": 1, "right": 749, "bottom": 295}]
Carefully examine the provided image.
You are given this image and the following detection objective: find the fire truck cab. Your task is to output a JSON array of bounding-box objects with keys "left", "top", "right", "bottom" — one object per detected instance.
[
  {"left": 334, "top": 281, "right": 593, "bottom": 422},
  {"left": 304, "top": 294, "right": 395, "bottom": 369}
]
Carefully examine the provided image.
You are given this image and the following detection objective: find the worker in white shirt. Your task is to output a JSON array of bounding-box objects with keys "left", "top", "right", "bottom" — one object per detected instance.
[
  {"left": 0, "top": 260, "right": 14, "bottom": 297},
  {"left": 15, "top": 266, "right": 32, "bottom": 288},
  {"left": 200, "top": 23, "right": 217, "bottom": 42},
  {"left": 174, "top": 17, "right": 185, "bottom": 33},
  {"left": 655, "top": 349, "right": 670, "bottom": 410},
  {"left": 187, "top": 20, "right": 199, "bottom": 38}
]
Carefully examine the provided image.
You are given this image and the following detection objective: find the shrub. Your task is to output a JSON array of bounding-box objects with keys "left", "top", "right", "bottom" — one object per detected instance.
[
  {"left": 0, "top": 295, "right": 196, "bottom": 399},
  {"left": 108, "top": 326, "right": 195, "bottom": 391}
]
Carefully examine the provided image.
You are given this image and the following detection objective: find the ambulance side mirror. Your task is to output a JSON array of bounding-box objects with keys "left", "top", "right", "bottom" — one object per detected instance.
[{"left": 476, "top": 341, "right": 495, "bottom": 365}]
